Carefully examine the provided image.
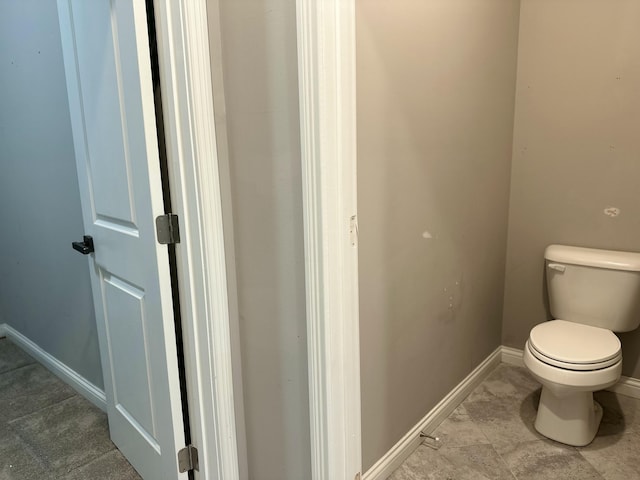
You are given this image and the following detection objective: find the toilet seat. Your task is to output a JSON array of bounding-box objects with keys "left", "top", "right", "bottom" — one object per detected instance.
[
  {"left": 528, "top": 320, "right": 621, "bottom": 371},
  {"left": 528, "top": 341, "right": 621, "bottom": 371}
]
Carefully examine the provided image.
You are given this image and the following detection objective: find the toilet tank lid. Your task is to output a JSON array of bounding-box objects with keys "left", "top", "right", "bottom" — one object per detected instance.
[{"left": 545, "top": 245, "right": 640, "bottom": 272}]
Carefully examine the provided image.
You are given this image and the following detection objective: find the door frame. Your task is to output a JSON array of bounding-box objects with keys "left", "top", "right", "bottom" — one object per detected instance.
[
  {"left": 295, "top": 1, "right": 362, "bottom": 479},
  {"left": 152, "top": 1, "right": 242, "bottom": 479}
]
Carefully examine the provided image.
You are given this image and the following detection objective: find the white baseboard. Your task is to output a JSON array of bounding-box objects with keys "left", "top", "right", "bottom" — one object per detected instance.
[
  {"left": 363, "top": 346, "right": 503, "bottom": 480},
  {"left": 609, "top": 376, "right": 640, "bottom": 399},
  {"left": 0, "top": 323, "right": 106, "bottom": 411},
  {"left": 499, "top": 345, "right": 640, "bottom": 400},
  {"left": 500, "top": 346, "right": 525, "bottom": 367}
]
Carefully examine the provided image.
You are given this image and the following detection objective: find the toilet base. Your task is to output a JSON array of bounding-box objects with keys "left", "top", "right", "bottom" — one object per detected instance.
[{"left": 534, "top": 387, "right": 603, "bottom": 446}]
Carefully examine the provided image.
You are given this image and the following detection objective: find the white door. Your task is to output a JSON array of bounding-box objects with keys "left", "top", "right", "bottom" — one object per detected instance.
[{"left": 57, "top": 1, "right": 187, "bottom": 478}]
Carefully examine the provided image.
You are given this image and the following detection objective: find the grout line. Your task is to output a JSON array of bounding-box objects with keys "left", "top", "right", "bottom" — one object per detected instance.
[
  {"left": 574, "top": 449, "right": 608, "bottom": 480},
  {"left": 0, "top": 360, "right": 40, "bottom": 379},
  {"left": 8, "top": 392, "right": 115, "bottom": 479},
  {"left": 6, "top": 393, "right": 80, "bottom": 425},
  {"left": 487, "top": 443, "right": 518, "bottom": 480},
  {"left": 6, "top": 424, "right": 50, "bottom": 473},
  {"left": 52, "top": 444, "right": 119, "bottom": 479}
]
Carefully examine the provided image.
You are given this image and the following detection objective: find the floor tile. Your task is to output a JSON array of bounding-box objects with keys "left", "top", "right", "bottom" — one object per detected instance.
[
  {"left": 579, "top": 430, "right": 640, "bottom": 480},
  {"left": 0, "top": 364, "right": 76, "bottom": 422},
  {"left": 390, "top": 364, "right": 640, "bottom": 479},
  {"left": 388, "top": 445, "right": 458, "bottom": 480},
  {"left": 499, "top": 439, "right": 604, "bottom": 480},
  {"left": 465, "top": 364, "right": 540, "bottom": 404},
  {"left": 0, "top": 339, "right": 35, "bottom": 375},
  {"left": 9, "top": 395, "right": 115, "bottom": 475},
  {"left": 0, "top": 340, "right": 137, "bottom": 479},
  {"left": 438, "top": 444, "right": 515, "bottom": 480},
  {"left": 463, "top": 390, "right": 543, "bottom": 453},
  {"left": 59, "top": 450, "right": 142, "bottom": 480},
  {"left": 0, "top": 423, "right": 47, "bottom": 480},
  {"left": 389, "top": 443, "right": 515, "bottom": 480},
  {"left": 431, "top": 405, "right": 490, "bottom": 448}
]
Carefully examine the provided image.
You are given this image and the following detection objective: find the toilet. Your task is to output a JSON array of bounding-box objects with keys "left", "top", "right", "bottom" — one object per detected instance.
[{"left": 524, "top": 244, "right": 640, "bottom": 446}]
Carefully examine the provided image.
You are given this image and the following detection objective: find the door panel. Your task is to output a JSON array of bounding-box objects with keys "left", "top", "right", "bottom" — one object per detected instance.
[
  {"left": 73, "top": 0, "right": 137, "bottom": 224},
  {"left": 102, "top": 273, "right": 154, "bottom": 435},
  {"left": 57, "top": 0, "right": 187, "bottom": 478}
]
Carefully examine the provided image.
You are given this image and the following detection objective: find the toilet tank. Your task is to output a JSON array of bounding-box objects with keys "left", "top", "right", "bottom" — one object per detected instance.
[{"left": 545, "top": 245, "right": 640, "bottom": 332}]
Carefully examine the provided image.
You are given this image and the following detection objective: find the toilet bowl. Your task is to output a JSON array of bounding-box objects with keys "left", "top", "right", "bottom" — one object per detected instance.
[
  {"left": 524, "top": 320, "right": 622, "bottom": 446},
  {"left": 524, "top": 245, "right": 640, "bottom": 447}
]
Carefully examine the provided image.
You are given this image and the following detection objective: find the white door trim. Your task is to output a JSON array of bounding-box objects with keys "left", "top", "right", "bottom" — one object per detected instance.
[
  {"left": 153, "top": 1, "right": 241, "bottom": 479},
  {"left": 296, "top": 1, "right": 362, "bottom": 479}
]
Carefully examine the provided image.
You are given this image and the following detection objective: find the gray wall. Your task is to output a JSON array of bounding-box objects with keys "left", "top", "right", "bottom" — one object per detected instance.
[
  {"left": 502, "top": 0, "right": 640, "bottom": 379},
  {"left": 213, "top": 1, "right": 311, "bottom": 479},
  {"left": 357, "top": 0, "right": 521, "bottom": 470},
  {"left": 0, "top": 0, "right": 103, "bottom": 389}
]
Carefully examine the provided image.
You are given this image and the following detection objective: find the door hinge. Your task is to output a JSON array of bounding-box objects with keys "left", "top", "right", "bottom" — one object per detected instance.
[
  {"left": 155, "top": 213, "right": 180, "bottom": 245},
  {"left": 177, "top": 444, "right": 199, "bottom": 473}
]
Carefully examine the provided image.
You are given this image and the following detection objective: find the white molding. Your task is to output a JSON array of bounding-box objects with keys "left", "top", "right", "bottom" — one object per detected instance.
[
  {"left": 501, "top": 345, "right": 525, "bottom": 367},
  {"left": 202, "top": 0, "right": 250, "bottom": 477},
  {"left": 363, "top": 347, "right": 503, "bottom": 480},
  {"left": 153, "top": 2, "right": 240, "bottom": 479},
  {"left": 0, "top": 324, "right": 106, "bottom": 411},
  {"left": 296, "top": 0, "right": 361, "bottom": 479},
  {"left": 499, "top": 346, "right": 640, "bottom": 400},
  {"left": 609, "top": 376, "right": 640, "bottom": 399}
]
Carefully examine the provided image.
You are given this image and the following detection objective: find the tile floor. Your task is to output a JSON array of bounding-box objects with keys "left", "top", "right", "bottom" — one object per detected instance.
[
  {"left": 389, "top": 363, "right": 640, "bottom": 480},
  {"left": 0, "top": 338, "right": 141, "bottom": 480},
  {"left": 5, "top": 336, "right": 638, "bottom": 480}
]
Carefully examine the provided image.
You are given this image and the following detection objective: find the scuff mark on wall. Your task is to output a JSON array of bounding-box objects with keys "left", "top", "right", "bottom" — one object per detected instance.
[{"left": 604, "top": 207, "right": 620, "bottom": 217}]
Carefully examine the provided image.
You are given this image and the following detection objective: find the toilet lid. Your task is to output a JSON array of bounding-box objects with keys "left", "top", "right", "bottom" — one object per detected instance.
[{"left": 529, "top": 320, "right": 621, "bottom": 365}]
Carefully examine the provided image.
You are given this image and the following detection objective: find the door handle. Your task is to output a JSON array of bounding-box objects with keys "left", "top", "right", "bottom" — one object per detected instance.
[{"left": 72, "top": 235, "right": 95, "bottom": 255}]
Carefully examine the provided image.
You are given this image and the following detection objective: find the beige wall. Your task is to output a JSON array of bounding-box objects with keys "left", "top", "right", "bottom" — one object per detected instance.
[
  {"left": 209, "top": 0, "right": 640, "bottom": 473},
  {"left": 357, "top": 0, "right": 521, "bottom": 470},
  {"left": 502, "top": 0, "right": 640, "bottom": 379},
  {"left": 213, "top": 1, "right": 311, "bottom": 479}
]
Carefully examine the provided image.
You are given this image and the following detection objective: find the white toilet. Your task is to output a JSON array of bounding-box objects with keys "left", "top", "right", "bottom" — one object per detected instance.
[{"left": 524, "top": 244, "right": 640, "bottom": 446}]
